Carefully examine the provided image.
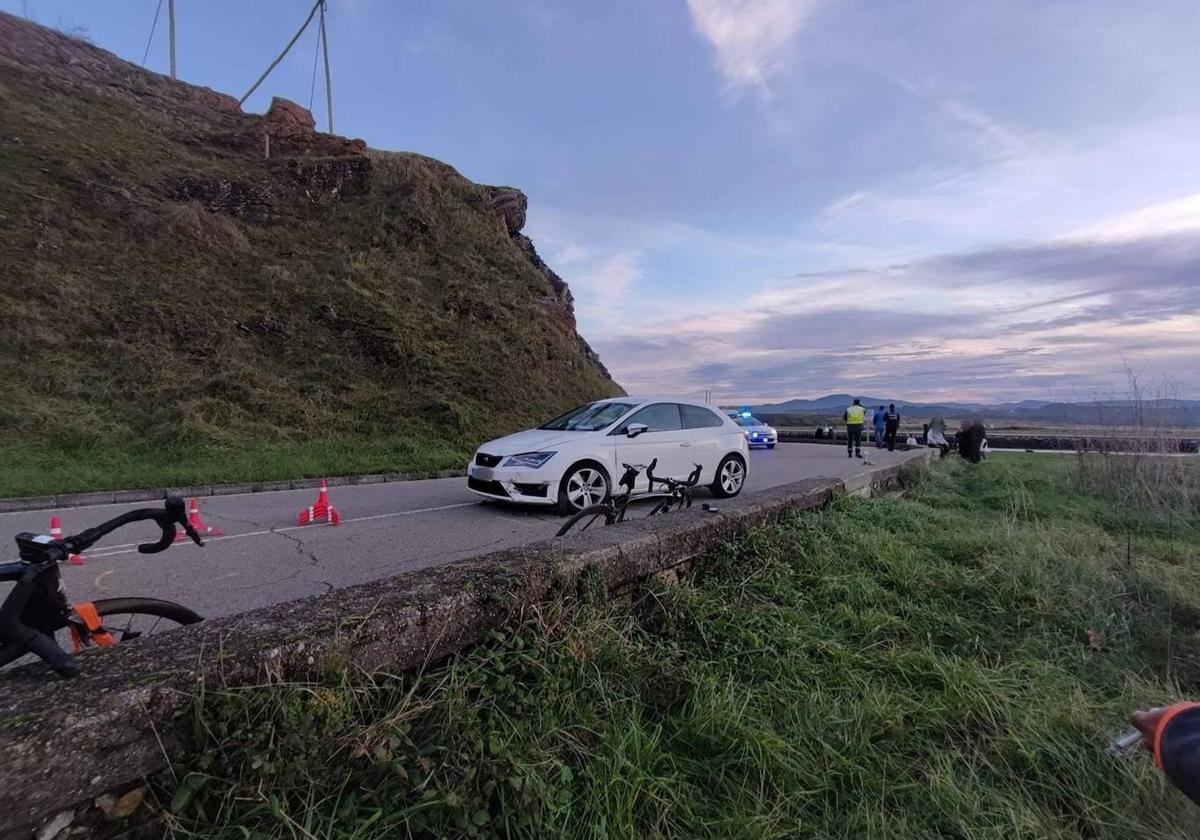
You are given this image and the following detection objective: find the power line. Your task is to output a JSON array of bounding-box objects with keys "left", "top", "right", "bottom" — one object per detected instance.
[
  {"left": 140, "top": 0, "right": 164, "bottom": 68},
  {"left": 308, "top": 14, "right": 322, "bottom": 112},
  {"left": 238, "top": 0, "right": 323, "bottom": 107}
]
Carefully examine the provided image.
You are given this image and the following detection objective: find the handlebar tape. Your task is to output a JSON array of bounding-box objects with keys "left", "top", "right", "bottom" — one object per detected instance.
[
  {"left": 138, "top": 496, "right": 204, "bottom": 552},
  {"left": 63, "top": 496, "right": 203, "bottom": 556}
]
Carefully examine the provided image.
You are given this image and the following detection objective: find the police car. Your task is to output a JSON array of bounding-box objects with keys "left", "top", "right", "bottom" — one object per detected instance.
[{"left": 727, "top": 411, "right": 778, "bottom": 449}]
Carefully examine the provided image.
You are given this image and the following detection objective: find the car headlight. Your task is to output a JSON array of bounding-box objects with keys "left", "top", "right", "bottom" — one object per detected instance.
[{"left": 503, "top": 451, "right": 556, "bottom": 468}]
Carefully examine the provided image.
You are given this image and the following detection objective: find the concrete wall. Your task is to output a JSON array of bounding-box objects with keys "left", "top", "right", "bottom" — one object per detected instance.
[{"left": 0, "top": 455, "right": 933, "bottom": 836}]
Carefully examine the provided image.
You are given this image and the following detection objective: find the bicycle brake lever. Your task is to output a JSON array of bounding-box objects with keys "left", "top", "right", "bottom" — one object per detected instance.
[{"left": 182, "top": 520, "right": 205, "bottom": 547}]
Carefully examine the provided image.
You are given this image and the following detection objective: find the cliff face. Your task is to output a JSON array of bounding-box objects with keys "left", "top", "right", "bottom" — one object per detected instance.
[{"left": 0, "top": 13, "right": 621, "bottom": 446}]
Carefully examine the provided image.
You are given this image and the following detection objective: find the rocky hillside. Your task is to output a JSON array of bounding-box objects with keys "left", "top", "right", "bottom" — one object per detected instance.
[{"left": 0, "top": 13, "right": 620, "bottom": 451}]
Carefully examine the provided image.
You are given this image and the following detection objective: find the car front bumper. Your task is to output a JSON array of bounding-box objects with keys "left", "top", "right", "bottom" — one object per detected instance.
[
  {"left": 467, "top": 463, "right": 555, "bottom": 505},
  {"left": 746, "top": 433, "right": 777, "bottom": 447}
]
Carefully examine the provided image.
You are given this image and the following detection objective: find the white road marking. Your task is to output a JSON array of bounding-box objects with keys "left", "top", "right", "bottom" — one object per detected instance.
[
  {"left": 92, "top": 569, "right": 117, "bottom": 592},
  {"left": 0, "top": 476, "right": 470, "bottom": 517},
  {"left": 82, "top": 502, "right": 478, "bottom": 559}
]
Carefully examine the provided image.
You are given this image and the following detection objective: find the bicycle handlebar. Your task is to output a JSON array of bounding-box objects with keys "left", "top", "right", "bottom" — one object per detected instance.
[
  {"left": 646, "top": 462, "right": 702, "bottom": 491},
  {"left": 16, "top": 497, "right": 203, "bottom": 566}
]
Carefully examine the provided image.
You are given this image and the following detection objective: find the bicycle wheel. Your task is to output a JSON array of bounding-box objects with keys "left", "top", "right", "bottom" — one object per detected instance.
[
  {"left": 3, "top": 598, "right": 203, "bottom": 672},
  {"left": 556, "top": 504, "right": 616, "bottom": 536},
  {"left": 73, "top": 598, "right": 202, "bottom": 648}
]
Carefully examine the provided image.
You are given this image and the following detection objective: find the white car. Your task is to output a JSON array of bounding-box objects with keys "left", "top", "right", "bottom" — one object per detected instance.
[
  {"left": 467, "top": 397, "right": 750, "bottom": 514},
  {"left": 728, "top": 412, "right": 778, "bottom": 449}
]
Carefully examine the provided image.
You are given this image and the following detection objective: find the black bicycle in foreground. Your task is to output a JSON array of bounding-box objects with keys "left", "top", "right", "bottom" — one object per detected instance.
[
  {"left": 555, "top": 458, "right": 703, "bottom": 536},
  {"left": 0, "top": 497, "right": 204, "bottom": 677}
]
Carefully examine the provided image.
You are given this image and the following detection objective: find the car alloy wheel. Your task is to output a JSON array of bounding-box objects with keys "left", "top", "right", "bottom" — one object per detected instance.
[
  {"left": 565, "top": 467, "right": 608, "bottom": 510},
  {"left": 718, "top": 457, "right": 745, "bottom": 495}
]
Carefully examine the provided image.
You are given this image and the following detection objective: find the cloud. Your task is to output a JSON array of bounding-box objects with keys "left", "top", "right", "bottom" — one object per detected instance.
[
  {"left": 815, "top": 77, "right": 1200, "bottom": 253},
  {"left": 553, "top": 241, "right": 591, "bottom": 265},
  {"left": 569, "top": 252, "right": 644, "bottom": 329},
  {"left": 686, "top": 0, "right": 820, "bottom": 94},
  {"left": 1073, "top": 193, "right": 1200, "bottom": 240},
  {"left": 594, "top": 229, "right": 1200, "bottom": 403}
]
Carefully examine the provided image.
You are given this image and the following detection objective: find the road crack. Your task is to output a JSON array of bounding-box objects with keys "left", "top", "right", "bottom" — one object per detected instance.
[{"left": 272, "top": 529, "right": 333, "bottom": 593}]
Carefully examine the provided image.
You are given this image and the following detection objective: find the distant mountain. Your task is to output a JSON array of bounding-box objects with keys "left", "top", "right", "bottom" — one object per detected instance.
[
  {"left": 741, "top": 393, "right": 894, "bottom": 412},
  {"left": 740, "top": 395, "right": 1200, "bottom": 428}
]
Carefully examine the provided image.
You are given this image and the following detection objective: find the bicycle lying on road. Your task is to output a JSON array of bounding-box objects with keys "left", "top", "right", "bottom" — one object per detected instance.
[
  {"left": 0, "top": 497, "right": 204, "bottom": 678},
  {"left": 555, "top": 459, "right": 703, "bottom": 536}
]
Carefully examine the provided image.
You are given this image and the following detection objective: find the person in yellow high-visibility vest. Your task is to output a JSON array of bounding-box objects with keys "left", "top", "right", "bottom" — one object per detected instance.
[{"left": 843, "top": 398, "right": 867, "bottom": 458}]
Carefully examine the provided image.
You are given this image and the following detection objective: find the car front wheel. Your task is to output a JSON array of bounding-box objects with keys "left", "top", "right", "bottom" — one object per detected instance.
[
  {"left": 557, "top": 463, "right": 611, "bottom": 515},
  {"left": 710, "top": 454, "right": 747, "bottom": 498}
]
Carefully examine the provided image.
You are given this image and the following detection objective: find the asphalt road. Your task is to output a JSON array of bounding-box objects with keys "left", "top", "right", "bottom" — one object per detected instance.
[{"left": 0, "top": 444, "right": 921, "bottom": 620}]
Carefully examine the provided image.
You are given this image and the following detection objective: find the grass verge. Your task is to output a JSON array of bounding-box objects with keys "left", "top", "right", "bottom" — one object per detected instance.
[
  {"left": 0, "top": 436, "right": 471, "bottom": 497},
  {"left": 161, "top": 455, "right": 1200, "bottom": 839}
]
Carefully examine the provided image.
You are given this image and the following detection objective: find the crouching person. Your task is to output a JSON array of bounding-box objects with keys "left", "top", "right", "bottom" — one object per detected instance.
[
  {"left": 1132, "top": 704, "right": 1200, "bottom": 806},
  {"left": 958, "top": 418, "right": 986, "bottom": 463}
]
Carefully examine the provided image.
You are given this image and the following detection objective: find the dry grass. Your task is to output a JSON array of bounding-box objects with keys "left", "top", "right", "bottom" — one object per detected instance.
[{"left": 0, "top": 27, "right": 618, "bottom": 494}]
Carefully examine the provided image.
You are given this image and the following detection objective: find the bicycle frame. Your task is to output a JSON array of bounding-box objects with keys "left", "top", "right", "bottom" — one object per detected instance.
[
  {"left": 0, "top": 561, "right": 72, "bottom": 670},
  {"left": 644, "top": 462, "right": 702, "bottom": 515},
  {"left": 609, "top": 489, "right": 676, "bottom": 523},
  {"left": 0, "top": 497, "right": 202, "bottom": 676}
]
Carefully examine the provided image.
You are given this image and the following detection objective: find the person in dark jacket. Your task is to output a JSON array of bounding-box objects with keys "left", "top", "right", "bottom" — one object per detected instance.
[
  {"left": 1132, "top": 703, "right": 1200, "bottom": 806},
  {"left": 884, "top": 403, "right": 901, "bottom": 451},
  {"left": 958, "top": 418, "right": 987, "bottom": 463},
  {"left": 873, "top": 406, "right": 887, "bottom": 449}
]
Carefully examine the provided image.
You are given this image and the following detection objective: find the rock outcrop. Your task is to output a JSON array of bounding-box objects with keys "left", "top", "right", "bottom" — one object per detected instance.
[
  {"left": 486, "top": 186, "right": 528, "bottom": 236},
  {"left": 258, "top": 96, "right": 368, "bottom": 157},
  {"left": 265, "top": 96, "right": 317, "bottom": 138},
  {"left": 484, "top": 186, "right": 613, "bottom": 379}
]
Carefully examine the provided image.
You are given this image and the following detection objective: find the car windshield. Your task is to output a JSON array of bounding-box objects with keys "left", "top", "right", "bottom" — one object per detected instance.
[
  {"left": 733, "top": 414, "right": 765, "bottom": 427},
  {"left": 539, "top": 401, "right": 637, "bottom": 432}
]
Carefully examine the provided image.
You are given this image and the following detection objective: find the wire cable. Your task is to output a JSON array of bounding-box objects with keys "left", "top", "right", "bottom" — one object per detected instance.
[
  {"left": 238, "top": 0, "right": 322, "bottom": 107},
  {"left": 308, "top": 15, "right": 322, "bottom": 112},
  {"left": 141, "top": 0, "right": 165, "bottom": 67}
]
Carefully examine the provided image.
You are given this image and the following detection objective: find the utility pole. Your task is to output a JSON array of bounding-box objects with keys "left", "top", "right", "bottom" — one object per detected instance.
[
  {"left": 319, "top": 0, "right": 334, "bottom": 133},
  {"left": 168, "top": 0, "right": 177, "bottom": 79}
]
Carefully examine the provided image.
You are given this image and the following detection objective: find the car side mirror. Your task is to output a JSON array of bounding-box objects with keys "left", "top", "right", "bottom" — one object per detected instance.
[{"left": 626, "top": 423, "right": 649, "bottom": 438}]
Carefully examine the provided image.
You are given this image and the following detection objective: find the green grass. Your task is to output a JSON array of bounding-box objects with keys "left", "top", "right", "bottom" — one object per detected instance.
[
  {"left": 0, "top": 435, "right": 472, "bottom": 497},
  {"left": 160, "top": 455, "right": 1200, "bottom": 839}
]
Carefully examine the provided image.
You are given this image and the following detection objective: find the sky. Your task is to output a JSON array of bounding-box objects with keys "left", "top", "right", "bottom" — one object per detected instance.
[{"left": 7, "top": 0, "right": 1200, "bottom": 404}]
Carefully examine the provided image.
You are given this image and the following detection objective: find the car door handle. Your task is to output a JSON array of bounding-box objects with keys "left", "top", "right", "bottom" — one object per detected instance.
[{"left": 680, "top": 442, "right": 692, "bottom": 447}]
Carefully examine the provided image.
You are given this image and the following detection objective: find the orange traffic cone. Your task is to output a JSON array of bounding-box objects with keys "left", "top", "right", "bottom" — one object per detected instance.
[
  {"left": 49, "top": 515, "right": 86, "bottom": 566},
  {"left": 175, "top": 498, "right": 225, "bottom": 542},
  {"left": 298, "top": 479, "right": 341, "bottom": 526}
]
